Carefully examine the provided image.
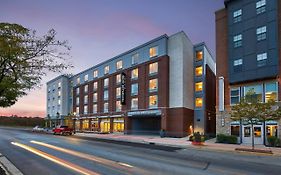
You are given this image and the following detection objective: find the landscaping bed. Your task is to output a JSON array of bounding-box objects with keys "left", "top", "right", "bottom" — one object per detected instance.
[{"left": 235, "top": 148, "right": 272, "bottom": 154}]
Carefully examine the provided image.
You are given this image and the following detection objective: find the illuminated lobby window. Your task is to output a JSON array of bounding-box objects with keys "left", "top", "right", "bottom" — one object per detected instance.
[
  {"left": 196, "top": 51, "right": 203, "bottom": 61},
  {"left": 195, "top": 97, "right": 203, "bottom": 108},
  {"left": 195, "top": 82, "right": 203, "bottom": 92},
  {"left": 195, "top": 66, "right": 203, "bottom": 76},
  {"left": 265, "top": 82, "right": 277, "bottom": 102},
  {"left": 149, "top": 46, "right": 158, "bottom": 58}
]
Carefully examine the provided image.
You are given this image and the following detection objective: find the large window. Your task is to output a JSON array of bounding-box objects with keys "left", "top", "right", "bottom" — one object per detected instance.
[
  {"left": 256, "top": 0, "right": 266, "bottom": 14},
  {"left": 76, "top": 77, "right": 80, "bottom": 84},
  {"left": 149, "top": 79, "right": 158, "bottom": 92},
  {"left": 116, "top": 87, "right": 121, "bottom": 98},
  {"left": 233, "top": 34, "right": 242, "bottom": 48},
  {"left": 93, "top": 93, "right": 98, "bottom": 102},
  {"left": 265, "top": 82, "right": 277, "bottom": 102},
  {"left": 131, "top": 68, "right": 138, "bottom": 80},
  {"left": 149, "top": 46, "right": 158, "bottom": 58},
  {"left": 104, "top": 102, "right": 109, "bottom": 113},
  {"left": 116, "top": 101, "right": 121, "bottom": 112},
  {"left": 104, "top": 90, "right": 109, "bottom": 100},
  {"left": 132, "top": 53, "right": 139, "bottom": 65},
  {"left": 149, "top": 62, "right": 158, "bottom": 75},
  {"left": 131, "top": 98, "right": 138, "bottom": 110},
  {"left": 104, "top": 78, "right": 109, "bottom": 87},
  {"left": 93, "top": 82, "right": 98, "bottom": 91},
  {"left": 195, "top": 66, "right": 203, "bottom": 76},
  {"left": 233, "top": 58, "right": 243, "bottom": 72},
  {"left": 93, "top": 104, "right": 97, "bottom": 114},
  {"left": 84, "top": 95, "right": 88, "bottom": 104},
  {"left": 257, "top": 52, "right": 267, "bottom": 67},
  {"left": 93, "top": 70, "right": 98, "bottom": 78},
  {"left": 116, "top": 60, "right": 123, "bottom": 70},
  {"left": 76, "top": 107, "right": 80, "bottom": 115},
  {"left": 76, "top": 87, "right": 80, "bottom": 95},
  {"left": 195, "top": 82, "right": 203, "bottom": 92},
  {"left": 196, "top": 51, "right": 203, "bottom": 61},
  {"left": 195, "top": 97, "right": 203, "bottom": 108},
  {"left": 231, "top": 88, "right": 240, "bottom": 105},
  {"left": 84, "top": 85, "right": 88, "bottom": 93},
  {"left": 257, "top": 26, "right": 266, "bottom": 41},
  {"left": 76, "top": 97, "right": 79, "bottom": 105},
  {"left": 84, "top": 105, "right": 88, "bottom": 114},
  {"left": 149, "top": 95, "right": 158, "bottom": 108},
  {"left": 131, "top": 83, "right": 138, "bottom": 95},
  {"left": 231, "top": 125, "right": 240, "bottom": 136},
  {"left": 84, "top": 74, "right": 88, "bottom": 82},
  {"left": 116, "top": 74, "right": 121, "bottom": 84},
  {"left": 233, "top": 9, "right": 242, "bottom": 23},
  {"left": 244, "top": 84, "right": 263, "bottom": 102},
  {"left": 104, "top": 65, "right": 109, "bottom": 75}
]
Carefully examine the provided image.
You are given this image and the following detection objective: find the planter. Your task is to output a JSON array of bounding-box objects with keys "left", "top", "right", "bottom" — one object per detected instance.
[{"left": 192, "top": 141, "right": 204, "bottom": 146}]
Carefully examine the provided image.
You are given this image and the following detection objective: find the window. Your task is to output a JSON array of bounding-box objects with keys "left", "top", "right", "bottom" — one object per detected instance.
[
  {"left": 93, "top": 82, "right": 98, "bottom": 91},
  {"left": 149, "top": 46, "right": 158, "bottom": 58},
  {"left": 195, "top": 82, "right": 203, "bottom": 92},
  {"left": 84, "top": 95, "right": 88, "bottom": 104},
  {"left": 233, "top": 58, "right": 243, "bottom": 72},
  {"left": 104, "top": 102, "right": 109, "bottom": 113},
  {"left": 132, "top": 53, "right": 139, "bottom": 65},
  {"left": 265, "top": 82, "right": 277, "bottom": 102},
  {"left": 196, "top": 51, "right": 203, "bottom": 61},
  {"left": 116, "top": 101, "right": 121, "bottom": 112},
  {"left": 256, "top": 0, "right": 266, "bottom": 14},
  {"left": 58, "top": 91, "right": 61, "bottom": 97},
  {"left": 131, "top": 98, "right": 138, "bottom": 110},
  {"left": 257, "top": 52, "right": 267, "bottom": 67},
  {"left": 131, "top": 83, "right": 138, "bottom": 95},
  {"left": 195, "top": 66, "right": 203, "bottom": 76},
  {"left": 149, "top": 79, "right": 158, "bottom": 92},
  {"left": 149, "top": 95, "right": 158, "bottom": 108},
  {"left": 58, "top": 99, "right": 61, "bottom": 105},
  {"left": 116, "top": 74, "right": 121, "bottom": 84},
  {"left": 76, "top": 87, "right": 80, "bottom": 95},
  {"left": 195, "top": 98, "right": 203, "bottom": 108},
  {"left": 233, "top": 34, "right": 242, "bottom": 48},
  {"left": 104, "top": 90, "right": 109, "bottom": 100},
  {"left": 104, "top": 65, "right": 109, "bottom": 75},
  {"left": 76, "top": 107, "right": 80, "bottom": 115},
  {"left": 116, "top": 87, "right": 121, "bottom": 98},
  {"left": 77, "top": 77, "right": 80, "bottom": 84},
  {"left": 93, "top": 70, "right": 98, "bottom": 78},
  {"left": 84, "top": 105, "right": 88, "bottom": 114},
  {"left": 93, "top": 104, "right": 97, "bottom": 114},
  {"left": 231, "top": 125, "right": 240, "bottom": 136},
  {"left": 131, "top": 68, "right": 138, "bottom": 79},
  {"left": 116, "top": 60, "right": 123, "bottom": 70},
  {"left": 84, "top": 85, "right": 88, "bottom": 93},
  {"left": 244, "top": 84, "right": 263, "bottom": 102},
  {"left": 58, "top": 82, "right": 61, "bottom": 88},
  {"left": 233, "top": 9, "right": 242, "bottom": 23},
  {"left": 104, "top": 78, "right": 109, "bottom": 87},
  {"left": 93, "top": 93, "right": 98, "bottom": 102},
  {"left": 231, "top": 88, "right": 240, "bottom": 105},
  {"left": 76, "top": 97, "right": 80, "bottom": 105},
  {"left": 149, "top": 62, "right": 158, "bottom": 75},
  {"left": 254, "top": 127, "right": 262, "bottom": 137},
  {"left": 257, "top": 26, "right": 266, "bottom": 41},
  {"left": 84, "top": 74, "right": 88, "bottom": 82},
  {"left": 244, "top": 127, "right": 251, "bottom": 137}
]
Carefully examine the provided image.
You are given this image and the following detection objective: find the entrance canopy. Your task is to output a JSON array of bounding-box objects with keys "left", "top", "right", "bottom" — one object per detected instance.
[{"left": 127, "top": 110, "right": 162, "bottom": 118}]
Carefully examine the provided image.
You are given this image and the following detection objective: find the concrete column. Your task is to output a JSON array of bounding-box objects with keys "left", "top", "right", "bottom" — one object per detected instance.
[{"left": 89, "top": 119, "right": 92, "bottom": 131}]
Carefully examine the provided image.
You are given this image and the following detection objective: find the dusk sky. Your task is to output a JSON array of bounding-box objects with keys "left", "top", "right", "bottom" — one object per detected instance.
[{"left": 0, "top": 0, "right": 224, "bottom": 117}]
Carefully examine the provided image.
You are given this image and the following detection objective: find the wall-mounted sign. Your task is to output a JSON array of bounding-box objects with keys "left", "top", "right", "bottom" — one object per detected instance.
[
  {"left": 128, "top": 110, "right": 162, "bottom": 117},
  {"left": 121, "top": 72, "right": 126, "bottom": 105}
]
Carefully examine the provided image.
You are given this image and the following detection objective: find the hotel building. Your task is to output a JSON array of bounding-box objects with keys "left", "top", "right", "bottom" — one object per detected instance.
[
  {"left": 216, "top": 0, "right": 281, "bottom": 144},
  {"left": 46, "top": 31, "right": 216, "bottom": 137}
]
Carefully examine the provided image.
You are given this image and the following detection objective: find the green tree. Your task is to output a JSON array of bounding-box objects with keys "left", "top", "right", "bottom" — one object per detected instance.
[{"left": 0, "top": 23, "right": 72, "bottom": 107}]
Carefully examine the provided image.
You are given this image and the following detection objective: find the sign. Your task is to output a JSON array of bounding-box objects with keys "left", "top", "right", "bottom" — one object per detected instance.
[
  {"left": 121, "top": 72, "right": 126, "bottom": 105},
  {"left": 127, "top": 110, "right": 162, "bottom": 117},
  {"left": 219, "top": 77, "right": 224, "bottom": 112}
]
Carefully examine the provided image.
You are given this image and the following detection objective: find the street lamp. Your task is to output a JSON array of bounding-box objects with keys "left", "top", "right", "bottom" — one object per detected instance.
[{"left": 56, "top": 112, "right": 60, "bottom": 127}]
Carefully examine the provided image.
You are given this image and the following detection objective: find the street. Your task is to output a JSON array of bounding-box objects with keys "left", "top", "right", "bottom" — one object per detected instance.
[{"left": 0, "top": 127, "right": 281, "bottom": 175}]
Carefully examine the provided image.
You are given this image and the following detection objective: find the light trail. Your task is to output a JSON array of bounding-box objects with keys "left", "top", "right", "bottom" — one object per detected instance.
[{"left": 11, "top": 142, "right": 100, "bottom": 175}]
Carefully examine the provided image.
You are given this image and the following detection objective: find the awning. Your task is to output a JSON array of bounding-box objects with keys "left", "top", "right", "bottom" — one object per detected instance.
[{"left": 127, "top": 109, "right": 162, "bottom": 117}]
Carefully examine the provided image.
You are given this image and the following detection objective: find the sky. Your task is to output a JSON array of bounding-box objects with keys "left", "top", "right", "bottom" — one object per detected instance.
[{"left": 0, "top": 0, "right": 224, "bottom": 117}]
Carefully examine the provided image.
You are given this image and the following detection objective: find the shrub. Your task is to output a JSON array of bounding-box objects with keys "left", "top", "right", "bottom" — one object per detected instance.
[
  {"left": 193, "top": 132, "right": 205, "bottom": 142},
  {"left": 216, "top": 134, "right": 237, "bottom": 144},
  {"left": 267, "top": 136, "right": 279, "bottom": 147}
]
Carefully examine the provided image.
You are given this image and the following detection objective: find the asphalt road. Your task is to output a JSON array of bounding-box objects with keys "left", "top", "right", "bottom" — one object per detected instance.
[{"left": 0, "top": 127, "right": 281, "bottom": 175}]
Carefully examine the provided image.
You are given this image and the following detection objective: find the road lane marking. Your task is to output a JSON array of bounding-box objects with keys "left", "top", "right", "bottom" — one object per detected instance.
[
  {"left": 11, "top": 142, "right": 100, "bottom": 175},
  {"left": 117, "top": 162, "right": 134, "bottom": 168}
]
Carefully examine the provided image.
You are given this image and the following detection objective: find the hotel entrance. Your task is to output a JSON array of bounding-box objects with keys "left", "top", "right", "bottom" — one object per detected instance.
[
  {"left": 242, "top": 125, "right": 263, "bottom": 145},
  {"left": 91, "top": 118, "right": 99, "bottom": 131},
  {"left": 100, "top": 118, "right": 110, "bottom": 133},
  {"left": 113, "top": 117, "right": 124, "bottom": 132},
  {"left": 82, "top": 119, "right": 89, "bottom": 131}
]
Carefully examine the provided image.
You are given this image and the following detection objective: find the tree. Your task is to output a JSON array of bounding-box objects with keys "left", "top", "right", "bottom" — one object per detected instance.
[{"left": 0, "top": 23, "right": 72, "bottom": 107}]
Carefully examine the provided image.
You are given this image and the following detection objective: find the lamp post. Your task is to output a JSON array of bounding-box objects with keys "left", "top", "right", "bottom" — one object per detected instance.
[{"left": 56, "top": 112, "right": 60, "bottom": 127}]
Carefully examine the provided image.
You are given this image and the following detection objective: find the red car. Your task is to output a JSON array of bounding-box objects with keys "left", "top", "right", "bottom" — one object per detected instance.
[{"left": 53, "top": 126, "right": 74, "bottom": 135}]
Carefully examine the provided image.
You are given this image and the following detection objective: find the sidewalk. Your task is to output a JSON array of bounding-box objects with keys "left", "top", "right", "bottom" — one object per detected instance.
[
  {"left": 75, "top": 133, "right": 281, "bottom": 156},
  {"left": 0, "top": 152, "right": 23, "bottom": 175}
]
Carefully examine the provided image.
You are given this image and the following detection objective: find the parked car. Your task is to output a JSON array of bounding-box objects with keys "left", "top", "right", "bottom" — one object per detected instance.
[
  {"left": 53, "top": 125, "right": 74, "bottom": 135},
  {"left": 32, "top": 126, "right": 44, "bottom": 132},
  {"left": 43, "top": 127, "right": 54, "bottom": 134}
]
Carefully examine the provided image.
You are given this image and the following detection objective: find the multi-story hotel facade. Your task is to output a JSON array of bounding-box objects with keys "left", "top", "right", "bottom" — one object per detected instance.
[
  {"left": 216, "top": 0, "right": 281, "bottom": 144},
  {"left": 46, "top": 31, "right": 216, "bottom": 137}
]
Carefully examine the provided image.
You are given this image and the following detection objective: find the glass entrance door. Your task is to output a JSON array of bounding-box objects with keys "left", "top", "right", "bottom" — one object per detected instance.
[{"left": 242, "top": 125, "right": 263, "bottom": 144}]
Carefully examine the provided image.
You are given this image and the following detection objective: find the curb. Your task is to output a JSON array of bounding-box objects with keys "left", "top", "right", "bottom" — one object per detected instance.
[{"left": 0, "top": 154, "right": 23, "bottom": 175}]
